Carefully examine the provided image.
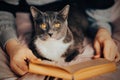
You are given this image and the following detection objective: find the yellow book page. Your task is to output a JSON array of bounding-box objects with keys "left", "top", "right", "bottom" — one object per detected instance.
[
  {"left": 29, "top": 58, "right": 116, "bottom": 80},
  {"left": 73, "top": 62, "right": 116, "bottom": 80},
  {"left": 29, "top": 62, "right": 72, "bottom": 79},
  {"left": 63, "top": 58, "right": 115, "bottom": 73}
]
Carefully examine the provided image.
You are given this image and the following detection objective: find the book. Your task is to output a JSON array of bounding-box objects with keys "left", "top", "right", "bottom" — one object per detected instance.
[{"left": 28, "top": 58, "right": 116, "bottom": 80}]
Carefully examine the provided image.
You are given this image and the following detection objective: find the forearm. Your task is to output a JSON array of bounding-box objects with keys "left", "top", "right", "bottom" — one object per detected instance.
[
  {"left": 0, "top": 11, "right": 17, "bottom": 48},
  {"left": 86, "top": 10, "right": 112, "bottom": 38},
  {"left": 5, "top": 39, "right": 29, "bottom": 57}
]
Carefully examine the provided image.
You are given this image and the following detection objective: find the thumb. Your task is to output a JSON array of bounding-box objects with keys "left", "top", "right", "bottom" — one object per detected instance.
[
  {"left": 93, "top": 40, "right": 101, "bottom": 59},
  {"left": 27, "top": 51, "right": 41, "bottom": 63},
  {"left": 27, "top": 51, "right": 38, "bottom": 60}
]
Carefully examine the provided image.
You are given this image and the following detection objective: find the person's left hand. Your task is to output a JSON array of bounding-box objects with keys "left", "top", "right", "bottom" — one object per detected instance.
[{"left": 93, "top": 28, "right": 120, "bottom": 62}]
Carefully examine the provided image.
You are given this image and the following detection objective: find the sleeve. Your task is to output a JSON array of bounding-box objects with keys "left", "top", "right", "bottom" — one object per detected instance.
[
  {"left": 0, "top": 11, "right": 17, "bottom": 48},
  {"left": 71, "top": 0, "right": 114, "bottom": 9},
  {"left": 86, "top": 9, "right": 112, "bottom": 38},
  {"left": 111, "top": 0, "right": 120, "bottom": 51}
]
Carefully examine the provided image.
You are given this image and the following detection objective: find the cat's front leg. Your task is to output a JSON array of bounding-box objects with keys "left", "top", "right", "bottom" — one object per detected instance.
[
  {"left": 62, "top": 45, "right": 79, "bottom": 62},
  {"left": 65, "top": 49, "right": 79, "bottom": 62},
  {"left": 64, "top": 42, "right": 85, "bottom": 62}
]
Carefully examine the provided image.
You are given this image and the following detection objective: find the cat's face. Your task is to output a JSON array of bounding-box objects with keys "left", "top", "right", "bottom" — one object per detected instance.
[{"left": 30, "top": 5, "right": 70, "bottom": 40}]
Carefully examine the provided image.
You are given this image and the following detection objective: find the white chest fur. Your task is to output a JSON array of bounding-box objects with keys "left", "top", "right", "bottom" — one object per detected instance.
[{"left": 34, "top": 37, "right": 73, "bottom": 62}]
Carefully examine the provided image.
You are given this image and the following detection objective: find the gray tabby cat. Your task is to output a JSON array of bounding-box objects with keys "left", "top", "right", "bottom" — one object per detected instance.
[{"left": 30, "top": 5, "right": 89, "bottom": 62}]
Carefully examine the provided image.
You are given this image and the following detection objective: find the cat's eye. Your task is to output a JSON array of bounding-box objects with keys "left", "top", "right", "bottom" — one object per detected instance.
[
  {"left": 54, "top": 23, "right": 60, "bottom": 28},
  {"left": 40, "top": 23, "right": 47, "bottom": 30}
]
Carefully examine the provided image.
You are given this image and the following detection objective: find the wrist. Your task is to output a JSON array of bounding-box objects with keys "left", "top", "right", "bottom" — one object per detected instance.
[
  {"left": 96, "top": 28, "right": 111, "bottom": 40},
  {"left": 5, "top": 39, "right": 19, "bottom": 56},
  {"left": 98, "top": 27, "right": 111, "bottom": 35},
  {"left": 97, "top": 22, "right": 112, "bottom": 35}
]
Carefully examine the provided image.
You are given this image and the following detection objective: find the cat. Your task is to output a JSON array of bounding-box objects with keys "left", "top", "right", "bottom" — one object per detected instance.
[{"left": 30, "top": 4, "right": 89, "bottom": 62}]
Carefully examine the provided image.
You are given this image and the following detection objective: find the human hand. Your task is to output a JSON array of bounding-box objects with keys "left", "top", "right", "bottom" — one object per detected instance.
[
  {"left": 93, "top": 28, "right": 120, "bottom": 62},
  {"left": 6, "top": 39, "right": 38, "bottom": 76}
]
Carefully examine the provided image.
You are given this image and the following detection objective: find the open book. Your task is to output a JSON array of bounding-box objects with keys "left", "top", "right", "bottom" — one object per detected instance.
[{"left": 28, "top": 58, "right": 116, "bottom": 80}]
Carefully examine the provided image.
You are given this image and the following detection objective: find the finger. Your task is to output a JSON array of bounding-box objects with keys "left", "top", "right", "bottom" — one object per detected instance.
[
  {"left": 30, "top": 58, "right": 42, "bottom": 64},
  {"left": 103, "top": 41, "right": 112, "bottom": 61},
  {"left": 27, "top": 51, "right": 38, "bottom": 62},
  {"left": 109, "top": 46, "right": 116, "bottom": 61},
  {"left": 93, "top": 40, "right": 101, "bottom": 58},
  {"left": 17, "top": 59, "right": 28, "bottom": 71},
  {"left": 10, "top": 62, "right": 27, "bottom": 76}
]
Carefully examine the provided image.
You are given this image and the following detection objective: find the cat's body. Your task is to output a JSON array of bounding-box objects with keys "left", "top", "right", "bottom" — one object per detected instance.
[{"left": 30, "top": 5, "right": 89, "bottom": 62}]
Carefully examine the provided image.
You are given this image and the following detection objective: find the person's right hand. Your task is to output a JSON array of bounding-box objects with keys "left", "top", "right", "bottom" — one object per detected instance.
[
  {"left": 6, "top": 39, "right": 38, "bottom": 76},
  {"left": 93, "top": 28, "right": 120, "bottom": 62}
]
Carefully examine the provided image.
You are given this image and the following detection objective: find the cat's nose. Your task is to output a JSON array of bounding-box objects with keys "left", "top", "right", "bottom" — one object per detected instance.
[{"left": 48, "top": 33, "right": 53, "bottom": 37}]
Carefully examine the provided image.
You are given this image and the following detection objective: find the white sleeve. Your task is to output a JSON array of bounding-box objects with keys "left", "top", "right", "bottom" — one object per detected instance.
[{"left": 86, "top": 8, "right": 112, "bottom": 35}]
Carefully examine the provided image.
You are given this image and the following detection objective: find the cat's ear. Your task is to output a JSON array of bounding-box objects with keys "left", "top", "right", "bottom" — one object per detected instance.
[
  {"left": 58, "top": 5, "right": 70, "bottom": 19},
  {"left": 30, "top": 6, "right": 43, "bottom": 18}
]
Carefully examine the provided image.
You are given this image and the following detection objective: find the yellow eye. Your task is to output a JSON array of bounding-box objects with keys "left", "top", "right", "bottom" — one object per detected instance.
[
  {"left": 54, "top": 23, "right": 60, "bottom": 28},
  {"left": 40, "top": 23, "right": 47, "bottom": 30}
]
